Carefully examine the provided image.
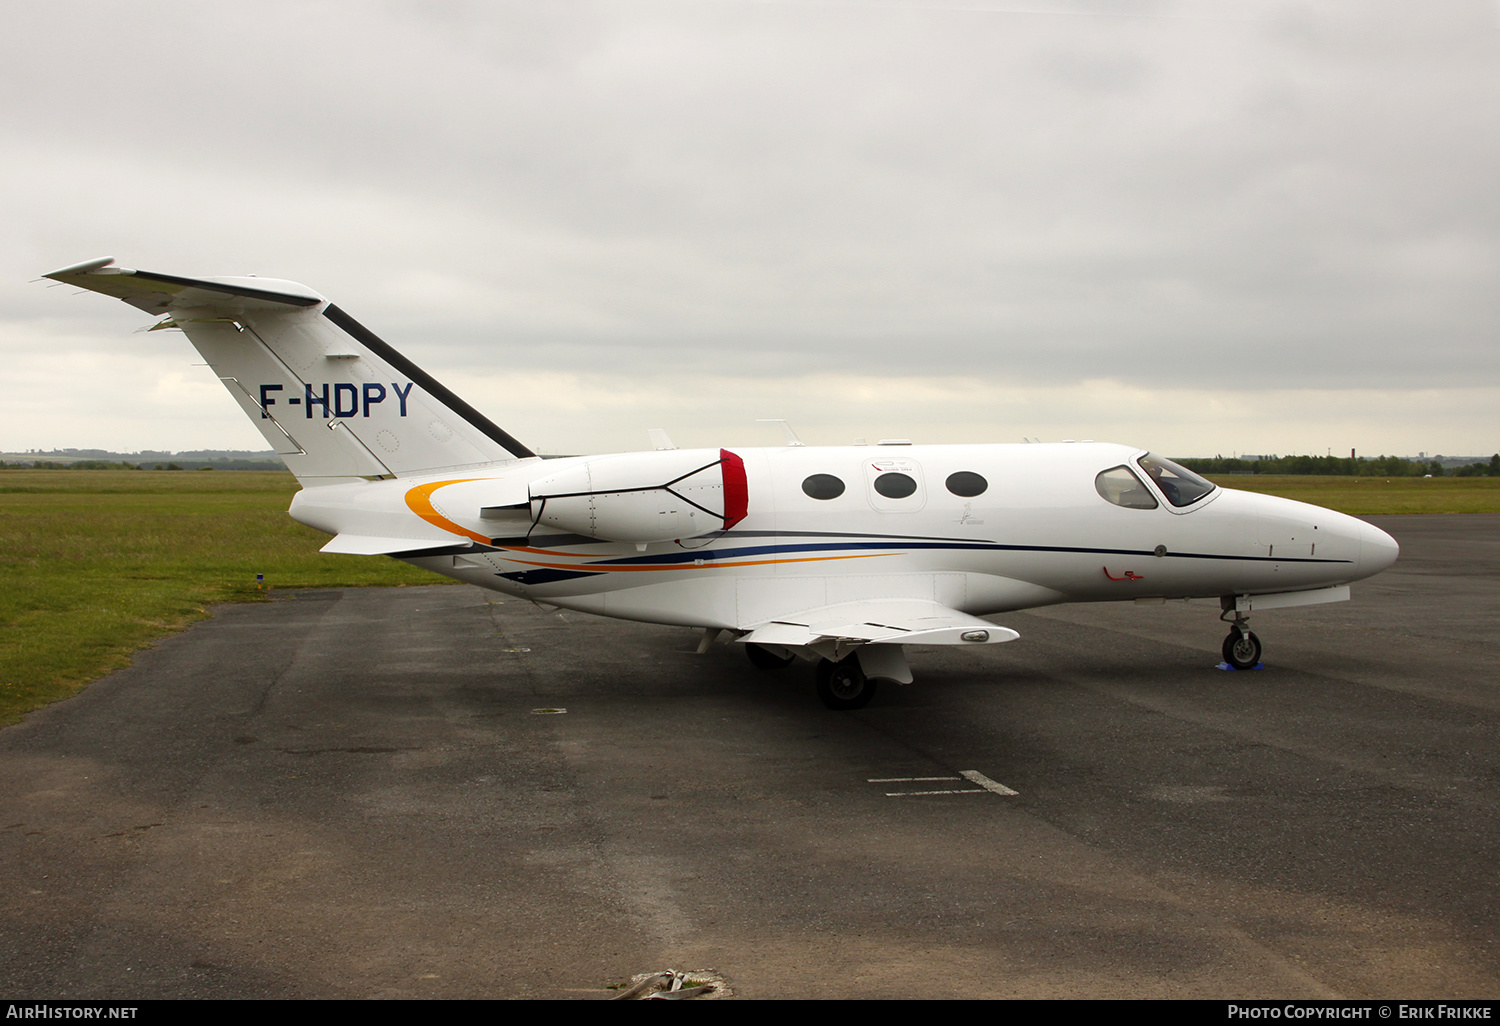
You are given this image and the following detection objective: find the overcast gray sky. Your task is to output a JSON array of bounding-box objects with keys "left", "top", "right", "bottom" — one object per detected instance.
[{"left": 4, "top": 0, "right": 1497, "bottom": 457}]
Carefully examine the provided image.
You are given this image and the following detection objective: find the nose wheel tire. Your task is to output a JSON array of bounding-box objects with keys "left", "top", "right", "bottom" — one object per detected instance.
[
  {"left": 1222, "top": 629, "right": 1262, "bottom": 670},
  {"left": 746, "top": 643, "right": 796, "bottom": 671},
  {"left": 816, "top": 657, "right": 877, "bottom": 710}
]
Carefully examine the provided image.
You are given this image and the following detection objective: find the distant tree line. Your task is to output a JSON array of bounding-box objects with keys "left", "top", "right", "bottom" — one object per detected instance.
[
  {"left": 1177, "top": 454, "right": 1500, "bottom": 478},
  {"left": 6, "top": 452, "right": 1499, "bottom": 477},
  {"left": 1, "top": 459, "right": 285, "bottom": 471}
]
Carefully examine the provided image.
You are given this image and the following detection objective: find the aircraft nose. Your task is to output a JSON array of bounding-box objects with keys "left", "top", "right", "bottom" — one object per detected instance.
[{"left": 1359, "top": 519, "right": 1400, "bottom": 575}]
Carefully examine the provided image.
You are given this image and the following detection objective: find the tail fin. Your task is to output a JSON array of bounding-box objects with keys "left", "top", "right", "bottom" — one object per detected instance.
[{"left": 43, "top": 258, "right": 534, "bottom": 484}]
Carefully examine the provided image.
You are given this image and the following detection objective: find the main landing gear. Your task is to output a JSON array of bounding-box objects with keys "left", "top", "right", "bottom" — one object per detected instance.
[
  {"left": 815, "top": 656, "right": 877, "bottom": 711},
  {"left": 743, "top": 643, "right": 880, "bottom": 709},
  {"left": 1220, "top": 599, "right": 1262, "bottom": 670},
  {"left": 741, "top": 640, "right": 904, "bottom": 710}
]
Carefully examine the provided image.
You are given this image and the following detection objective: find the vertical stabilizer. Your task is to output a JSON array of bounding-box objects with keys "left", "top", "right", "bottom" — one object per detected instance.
[{"left": 43, "top": 259, "right": 534, "bottom": 484}]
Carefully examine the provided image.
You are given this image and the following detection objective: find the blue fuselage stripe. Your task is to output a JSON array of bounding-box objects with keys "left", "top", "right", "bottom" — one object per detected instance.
[{"left": 578, "top": 539, "right": 1351, "bottom": 567}]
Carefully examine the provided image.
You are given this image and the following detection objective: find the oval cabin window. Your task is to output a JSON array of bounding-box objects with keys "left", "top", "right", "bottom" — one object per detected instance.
[
  {"left": 802, "top": 474, "right": 846, "bottom": 500},
  {"left": 945, "top": 471, "right": 987, "bottom": 497},
  {"left": 872, "top": 472, "right": 918, "bottom": 499}
]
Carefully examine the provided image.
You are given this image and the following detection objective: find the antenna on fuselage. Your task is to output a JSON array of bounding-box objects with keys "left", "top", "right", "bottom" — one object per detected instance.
[{"left": 756, "top": 419, "right": 805, "bottom": 446}]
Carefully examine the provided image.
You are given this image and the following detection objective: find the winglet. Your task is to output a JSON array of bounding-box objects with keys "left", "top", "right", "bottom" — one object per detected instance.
[{"left": 44, "top": 256, "right": 117, "bottom": 277}]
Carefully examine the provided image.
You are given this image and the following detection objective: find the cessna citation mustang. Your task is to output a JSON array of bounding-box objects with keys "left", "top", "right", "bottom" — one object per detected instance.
[{"left": 45, "top": 258, "right": 1399, "bottom": 709}]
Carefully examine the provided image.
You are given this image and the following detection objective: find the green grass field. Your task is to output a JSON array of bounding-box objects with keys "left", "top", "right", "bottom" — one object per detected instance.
[
  {"left": 0, "top": 470, "right": 436, "bottom": 726},
  {"left": 2, "top": 469, "right": 1496, "bottom": 727},
  {"left": 1206, "top": 474, "right": 1500, "bottom": 515}
]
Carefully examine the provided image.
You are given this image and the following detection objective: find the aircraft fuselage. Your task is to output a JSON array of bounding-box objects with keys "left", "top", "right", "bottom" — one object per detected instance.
[{"left": 289, "top": 441, "right": 1398, "bottom": 631}]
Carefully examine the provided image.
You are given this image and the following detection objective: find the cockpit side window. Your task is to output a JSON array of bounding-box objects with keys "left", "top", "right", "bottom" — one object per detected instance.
[
  {"left": 1136, "top": 453, "right": 1216, "bottom": 507},
  {"left": 1095, "top": 466, "right": 1158, "bottom": 509}
]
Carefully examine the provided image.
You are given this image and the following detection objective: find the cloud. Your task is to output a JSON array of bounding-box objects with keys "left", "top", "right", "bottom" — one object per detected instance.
[{"left": 2, "top": 0, "right": 1496, "bottom": 454}]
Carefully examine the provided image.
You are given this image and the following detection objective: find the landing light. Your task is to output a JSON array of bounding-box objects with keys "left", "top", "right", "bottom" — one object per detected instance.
[{"left": 961, "top": 630, "right": 989, "bottom": 643}]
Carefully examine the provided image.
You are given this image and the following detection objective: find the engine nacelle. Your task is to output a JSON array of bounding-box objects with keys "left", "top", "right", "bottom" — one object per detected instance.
[{"left": 528, "top": 448, "right": 747, "bottom": 544}]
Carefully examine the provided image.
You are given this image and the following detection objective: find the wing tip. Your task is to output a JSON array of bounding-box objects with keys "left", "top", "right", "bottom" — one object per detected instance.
[{"left": 43, "top": 256, "right": 117, "bottom": 280}]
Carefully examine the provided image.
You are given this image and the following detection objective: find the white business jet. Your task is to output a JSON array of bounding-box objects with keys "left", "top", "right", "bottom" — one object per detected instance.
[{"left": 44, "top": 258, "right": 1399, "bottom": 709}]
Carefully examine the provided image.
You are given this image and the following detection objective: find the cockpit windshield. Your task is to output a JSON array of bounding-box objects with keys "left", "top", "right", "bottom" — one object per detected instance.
[{"left": 1136, "top": 453, "right": 1216, "bottom": 507}]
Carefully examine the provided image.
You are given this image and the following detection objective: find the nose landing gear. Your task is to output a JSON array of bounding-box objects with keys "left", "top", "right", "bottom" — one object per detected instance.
[
  {"left": 1221, "top": 626, "right": 1262, "bottom": 670},
  {"left": 1220, "top": 598, "right": 1262, "bottom": 670}
]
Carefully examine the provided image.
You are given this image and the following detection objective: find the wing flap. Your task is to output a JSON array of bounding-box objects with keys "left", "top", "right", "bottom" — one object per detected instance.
[{"left": 740, "top": 599, "right": 1018, "bottom": 647}]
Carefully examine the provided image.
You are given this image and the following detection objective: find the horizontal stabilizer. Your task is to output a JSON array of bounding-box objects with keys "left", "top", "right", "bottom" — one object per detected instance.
[
  {"left": 44, "top": 258, "right": 322, "bottom": 314},
  {"left": 320, "top": 534, "right": 475, "bottom": 557},
  {"left": 739, "top": 599, "right": 1018, "bottom": 648}
]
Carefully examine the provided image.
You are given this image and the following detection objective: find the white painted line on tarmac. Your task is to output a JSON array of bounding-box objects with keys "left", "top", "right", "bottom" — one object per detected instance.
[
  {"left": 869, "top": 771, "right": 1019, "bottom": 797},
  {"left": 960, "top": 770, "right": 1020, "bottom": 795}
]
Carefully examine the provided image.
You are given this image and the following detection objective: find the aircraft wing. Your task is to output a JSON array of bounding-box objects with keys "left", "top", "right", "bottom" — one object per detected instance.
[{"left": 739, "top": 599, "right": 1018, "bottom": 648}]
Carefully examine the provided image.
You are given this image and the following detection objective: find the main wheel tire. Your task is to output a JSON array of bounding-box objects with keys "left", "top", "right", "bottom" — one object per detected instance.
[
  {"left": 1222, "top": 629, "right": 1262, "bottom": 670},
  {"left": 815, "top": 657, "right": 877, "bottom": 710},
  {"left": 746, "top": 643, "right": 795, "bottom": 671}
]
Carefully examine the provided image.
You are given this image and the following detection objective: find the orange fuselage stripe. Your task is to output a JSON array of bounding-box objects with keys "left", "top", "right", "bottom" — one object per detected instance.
[
  {"left": 404, "top": 479, "right": 491, "bottom": 545},
  {"left": 406, "top": 480, "right": 903, "bottom": 572},
  {"left": 501, "top": 552, "right": 894, "bottom": 573}
]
